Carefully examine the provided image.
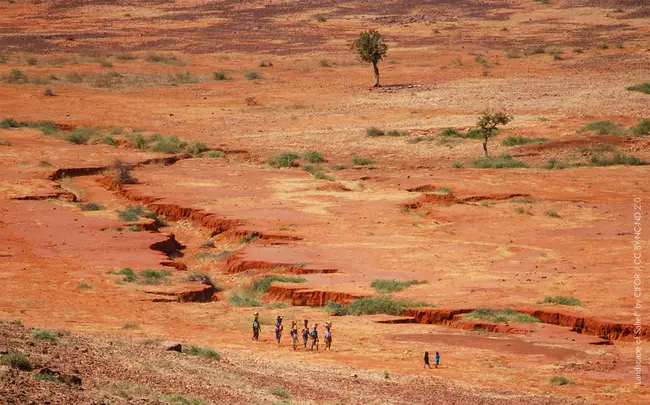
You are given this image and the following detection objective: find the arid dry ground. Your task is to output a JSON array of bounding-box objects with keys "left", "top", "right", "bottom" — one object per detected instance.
[{"left": 1, "top": 0, "right": 650, "bottom": 404}]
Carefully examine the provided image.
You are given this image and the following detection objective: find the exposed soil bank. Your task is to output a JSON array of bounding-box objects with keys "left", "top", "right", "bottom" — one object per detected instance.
[{"left": 267, "top": 285, "right": 365, "bottom": 306}]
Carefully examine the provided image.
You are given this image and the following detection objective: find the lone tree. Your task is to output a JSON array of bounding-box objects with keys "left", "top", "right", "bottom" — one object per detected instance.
[
  {"left": 352, "top": 29, "right": 388, "bottom": 87},
  {"left": 113, "top": 159, "right": 137, "bottom": 185},
  {"left": 476, "top": 111, "right": 513, "bottom": 157}
]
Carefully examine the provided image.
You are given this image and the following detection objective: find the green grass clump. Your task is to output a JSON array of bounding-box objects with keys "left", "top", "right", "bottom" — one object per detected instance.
[
  {"left": 630, "top": 118, "right": 650, "bottom": 136},
  {"left": 626, "top": 83, "right": 650, "bottom": 95},
  {"left": 75, "top": 283, "right": 92, "bottom": 290},
  {"left": 541, "top": 296, "right": 581, "bottom": 306},
  {"left": 589, "top": 153, "right": 647, "bottom": 166},
  {"left": 301, "top": 150, "right": 325, "bottom": 163},
  {"left": 126, "top": 133, "right": 148, "bottom": 149},
  {"left": 228, "top": 292, "right": 260, "bottom": 307},
  {"left": 302, "top": 164, "right": 322, "bottom": 175},
  {"left": 549, "top": 376, "right": 573, "bottom": 386},
  {"left": 345, "top": 297, "right": 432, "bottom": 316},
  {"left": 329, "top": 163, "right": 346, "bottom": 170},
  {"left": 268, "top": 152, "right": 299, "bottom": 168},
  {"left": 438, "top": 127, "right": 486, "bottom": 139},
  {"left": 184, "top": 140, "right": 208, "bottom": 157},
  {"left": 0, "top": 352, "right": 32, "bottom": 371},
  {"left": 244, "top": 71, "right": 260, "bottom": 80},
  {"left": 501, "top": 136, "right": 548, "bottom": 146},
  {"left": 80, "top": 202, "right": 104, "bottom": 211},
  {"left": 371, "top": 279, "right": 427, "bottom": 293},
  {"left": 577, "top": 121, "right": 624, "bottom": 136},
  {"left": 139, "top": 269, "right": 171, "bottom": 285},
  {"left": 434, "top": 186, "right": 451, "bottom": 194},
  {"left": 33, "top": 372, "right": 61, "bottom": 383},
  {"left": 313, "top": 171, "right": 334, "bottom": 181},
  {"left": 351, "top": 155, "right": 374, "bottom": 166},
  {"left": 182, "top": 345, "right": 220, "bottom": 361},
  {"left": 106, "top": 268, "right": 137, "bottom": 283},
  {"left": 150, "top": 134, "right": 186, "bottom": 154},
  {"left": 324, "top": 301, "right": 348, "bottom": 316},
  {"left": 213, "top": 71, "right": 228, "bottom": 81},
  {"left": 32, "top": 329, "right": 59, "bottom": 343},
  {"left": 169, "top": 71, "right": 198, "bottom": 85},
  {"left": 122, "top": 322, "right": 139, "bottom": 329},
  {"left": 250, "top": 275, "right": 306, "bottom": 293},
  {"left": 544, "top": 209, "right": 561, "bottom": 218},
  {"left": 472, "top": 154, "right": 528, "bottom": 169},
  {"left": 6, "top": 69, "right": 28, "bottom": 84},
  {"left": 541, "top": 158, "right": 570, "bottom": 170},
  {"left": 63, "top": 127, "right": 98, "bottom": 145},
  {"left": 116, "top": 205, "right": 156, "bottom": 222},
  {"left": 367, "top": 127, "right": 406, "bottom": 137},
  {"left": 205, "top": 150, "right": 225, "bottom": 158},
  {"left": 162, "top": 394, "right": 205, "bottom": 405},
  {"left": 269, "top": 387, "right": 290, "bottom": 399},
  {"left": 463, "top": 308, "right": 540, "bottom": 323},
  {"left": 240, "top": 232, "right": 260, "bottom": 244},
  {"left": 145, "top": 54, "right": 180, "bottom": 64}
]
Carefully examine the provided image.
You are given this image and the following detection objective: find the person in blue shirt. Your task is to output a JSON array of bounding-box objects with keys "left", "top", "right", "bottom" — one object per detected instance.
[{"left": 434, "top": 351, "right": 440, "bottom": 368}]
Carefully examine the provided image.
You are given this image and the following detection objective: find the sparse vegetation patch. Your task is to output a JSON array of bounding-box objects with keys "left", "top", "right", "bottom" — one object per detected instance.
[
  {"left": 463, "top": 308, "right": 540, "bottom": 323},
  {"left": 540, "top": 296, "right": 581, "bottom": 306},
  {"left": 370, "top": 279, "right": 427, "bottom": 293}
]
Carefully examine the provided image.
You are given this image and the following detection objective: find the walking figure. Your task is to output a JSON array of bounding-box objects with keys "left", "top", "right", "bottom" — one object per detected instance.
[
  {"left": 323, "top": 322, "right": 332, "bottom": 351},
  {"left": 424, "top": 351, "right": 431, "bottom": 369},
  {"left": 290, "top": 321, "right": 299, "bottom": 350},
  {"left": 435, "top": 351, "right": 440, "bottom": 368},
  {"left": 301, "top": 319, "right": 309, "bottom": 350},
  {"left": 309, "top": 323, "right": 319, "bottom": 351},
  {"left": 252, "top": 312, "right": 261, "bottom": 341},
  {"left": 274, "top": 316, "right": 284, "bottom": 345}
]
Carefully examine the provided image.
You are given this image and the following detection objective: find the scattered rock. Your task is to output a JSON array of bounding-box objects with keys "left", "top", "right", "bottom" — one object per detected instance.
[{"left": 161, "top": 341, "right": 182, "bottom": 352}]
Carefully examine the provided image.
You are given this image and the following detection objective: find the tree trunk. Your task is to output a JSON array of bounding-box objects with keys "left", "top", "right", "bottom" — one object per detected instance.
[
  {"left": 482, "top": 138, "right": 488, "bottom": 157},
  {"left": 372, "top": 62, "right": 380, "bottom": 87}
]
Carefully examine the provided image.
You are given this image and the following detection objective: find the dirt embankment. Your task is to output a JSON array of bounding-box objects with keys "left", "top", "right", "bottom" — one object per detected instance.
[{"left": 267, "top": 285, "right": 365, "bottom": 306}]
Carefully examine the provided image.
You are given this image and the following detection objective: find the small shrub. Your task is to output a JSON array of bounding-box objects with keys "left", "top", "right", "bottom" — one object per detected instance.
[
  {"left": 501, "top": 136, "right": 548, "bottom": 146},
  {"left": 301, "top": 150, "right": 325, "bottom": 163},
  {"left": 32, "top": 329, "right": 59, "bottom": 343},
  {"left": 268, "top": 152, "right": 299, "bottom": 168},
  {"left": 0, "top": 140, "right": 11, "bottom": 146},
  {"left": 7, "top": 69, "right": 28, "bottom": 84},
  {"left": 139, "top": 269, "right": 171, "bottom": 285},
  {"left": 541, "top": 158, "right": 569, "bottom": 170},
  {"left": 122, "top": 321, "right": 138, "bottom": 329},
  {"left": 146, "top": 54, "right": 179, "bottom": 64},
  {"left": 510, "top": 198, "right": 535, "bottom": 204},
  {"left": 524, "top": 45, "right": 546, "bottom": 56},
  {"left": 244, "top": 71, "right": 260, "bottom": 80},
  {"left": 269, "top": 387, "right": 290, "bottom": 399},
  {"left": 107, "top": 268, "right": 137, "bottom": 283},
  {"left": 65, "top": 127, "right": 98, "bottom": 145},
  {"left": 345, "top": 297, "right": 433, "bottom": 316},
  {"left": 205, "top": 150, "right": 225, "bottom": 158},
  {"left": 228, "top": 292, "right": 260, "bottom": 307},
  {"left": 150, "top": 134, "right": 186, "bottom": 154},
  {"left": 514, "top": 206, "right": 526, "bottom": 214},
  {"left": 351, "top": 155, "right": 374, "bottom": 166},
  {"left": 302, "top": 164, "right": 322, "bottom": 174},
  {"left": 541, "top": 296, "right": 580, "bottom": 306},
  {"left": 630, "top": 118, "right": 650, "bottom": 136},
  {"left": 324, "top": 301, "right": 348, "bottom": 316},
  {"left": 549, "top": 376, "right": 573, "bottom": 386},
  {"left": 213, "top": 71, "right": 228, "bottom": 81},
  {"left": 329, "top": 163, "right": 346, "bottom": 170},
  {"left": 33, "top": 372, "right": 61, "bottom": 383},
  {"left": 75, "top": 283, "right": 92, "bottom": 290},
  {"left": 463, "top": 308, "right": 540, "bottom": 323},
  {"left": 117, "top": 205, "right": 148, "bottom": 222},
  {"left": 407, "top": 135, "right": 435, "bottom": 144},
  {"left": 434, "top": 186, "right": 451, "bottom": 194},
  {"left": 366, "top": 127, "right": 385, "bottom": 137},
  {"left": 65, "top": 72, "right": 84, "bottom": 83},
  {"left": 577, "top": 121, "right": 624, "bottom": 136},
  {"left": 0, "top": 352, "right": 32, "bottom": 371},
  {"left": 315, "top": 15, "right": 327, "bottom": 22},
  {"left": 626, "top": 83, "right": 650, "bottom": 95},
  {"left": 544, "top": 209, "right": 560, "bottom": 218},
  {"left": 589, "top": 153, "right": 647, "bottom": 166},
  {"left": 169, "top": 71, "right": 198, "bottom": 85},
  {"left": 245, "top": 96, "right": 259, "bottom": 106},
  {"left": 572, "top": 48, "right": 584, "bottom": 53},
  {"left": 80, "top": 202, "right": 104, "bottom": 211},
  {"left": 126, "top": 133, "right": 148, "bottom": 149},
  {"left": 472, "top": 154, "right": 528, "bottom": 169},
  {"left": 182, "top": 345, "right": 220, "bottom": 361},
  {"left": 250, "top": 275, "right": 306, "bottom": 293},
  {"left": 185, "top": 141, "right": 208, "bottom": 157},
  {"left": 43, "top": 88, "right": 55, "bottom": 97},
  {"left": 114, "top": 159, "right": 137, "bottom": 185},
  {"left": 313, "top": 171, "right": 334, "bottom": 181},
  {"left": 26, "top": 57, "right": 38, "bottom": 66},
  {"left": 116, "top": 54, "right": 136, "bottom": 61},
  {"left": 598, "top": 43, "right": 609, "bottom": 50},
  {"left": 318, "top": 59, "right": 331, "bottom": 67},
  {"left": 451, "top": 161, "right": 462, "bottom": 168},
  {"left": 370, "top": 279, "right": 427, "bottom": 293}
]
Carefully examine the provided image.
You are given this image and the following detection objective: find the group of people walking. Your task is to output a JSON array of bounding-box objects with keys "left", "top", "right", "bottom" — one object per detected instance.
[{"left": 251, "top": 312, "right": 332, "bottom": 351}]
